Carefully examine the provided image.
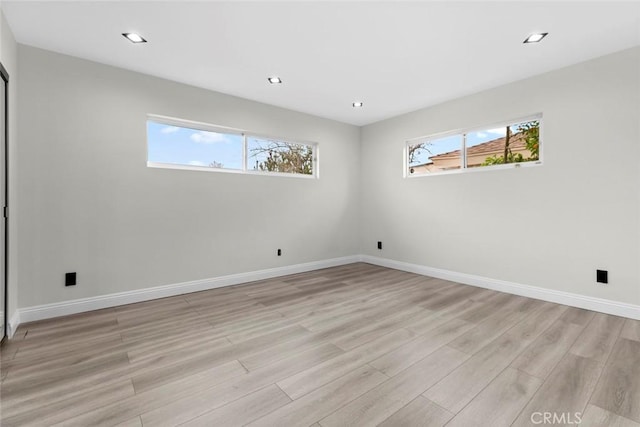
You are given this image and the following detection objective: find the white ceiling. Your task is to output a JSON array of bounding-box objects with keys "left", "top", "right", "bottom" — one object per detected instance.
[{"left": 3, "top": 1, "right": 640, "bottom": 126}]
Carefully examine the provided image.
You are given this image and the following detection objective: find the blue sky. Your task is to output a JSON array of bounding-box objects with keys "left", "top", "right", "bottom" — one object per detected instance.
[
  {"left": 147, "top": 121, "right": 244, "bottom": 169},
  {"left": 147, "top": 121, "right": 290, "bottom": 171},
  {"left": 409, "top": 124, "right": 527, "bottom": 166}
]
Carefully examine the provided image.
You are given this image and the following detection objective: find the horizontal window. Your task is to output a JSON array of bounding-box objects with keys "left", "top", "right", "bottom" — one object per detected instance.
[
  {"left": 147, "top": 115, "right": 317, "bottom": 177},
  {"left": 407, "top": 116, "right": 541, "bottom": 176}
]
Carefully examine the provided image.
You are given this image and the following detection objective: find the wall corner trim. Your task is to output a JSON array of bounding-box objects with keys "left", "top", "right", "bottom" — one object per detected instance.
[
  {"left": 12, "top": 255, "right": 360, "bottom": 331},
  {"left": 8, "top": 310, "right": 20, "bottom": 338},
  {"left": 360, "top": 255, "right": 640, "bottom": 320}
]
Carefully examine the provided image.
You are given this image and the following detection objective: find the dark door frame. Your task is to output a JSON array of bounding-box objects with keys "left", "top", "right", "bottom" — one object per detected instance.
[{"left": 0, "top": 61, "right": 8, "bottom": 342}]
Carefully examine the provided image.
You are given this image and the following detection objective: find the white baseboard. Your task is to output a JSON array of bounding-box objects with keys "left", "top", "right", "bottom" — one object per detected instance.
[
  {"left": 10, "top": 253, "right": 639, "bottom": 336},
  {"left": 361, "top": 255, "right": 640, "bottom": 320},
  {"left": 14, "top": 255, "right": 360, "bottom": 328}
]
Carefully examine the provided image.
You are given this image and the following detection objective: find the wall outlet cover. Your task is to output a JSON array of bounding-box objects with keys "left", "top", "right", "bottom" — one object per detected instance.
[
  {"left": 65, "top": 272, "right": 77, "bottom": 287},
  {"left": 596, "top": 269, "right": 608, "bottom": 284}
]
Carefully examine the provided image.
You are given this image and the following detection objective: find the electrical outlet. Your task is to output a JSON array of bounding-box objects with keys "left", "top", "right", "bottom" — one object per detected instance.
[
  {"left": 377, "top": 241, "right": 382, "bottom": 250},
  {"left": 277, "top": 249, "right": 282, "bottom": 256},
  {"left": 596, "top": 269, "right": 608, "bottom": 284},
  {"left": 65, "top": 272, "right": 77, "bottom": 287}
]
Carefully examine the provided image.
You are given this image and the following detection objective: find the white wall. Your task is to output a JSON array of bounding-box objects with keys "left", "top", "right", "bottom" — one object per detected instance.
[
  {"left": 17, "top": 45, "right": 360, "bottom": 308},
  {"left": 13, "top": 43, "right": 640, "bottom": 318},
  {"left": 360, "top": 47, "right": 640, "bottom": 307},
  {"left": 0, "top": 9, "right": 19, "bottom": 327}
]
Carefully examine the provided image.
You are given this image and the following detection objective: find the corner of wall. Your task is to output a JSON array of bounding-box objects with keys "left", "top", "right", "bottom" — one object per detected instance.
[{"left": 1, "top": 9, "right": 19, "bottom": 336}]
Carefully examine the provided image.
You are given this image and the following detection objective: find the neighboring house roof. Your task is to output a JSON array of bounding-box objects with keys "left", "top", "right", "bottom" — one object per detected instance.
[{"left": 429, "top": 132, "right": 527, "bottom": 161}]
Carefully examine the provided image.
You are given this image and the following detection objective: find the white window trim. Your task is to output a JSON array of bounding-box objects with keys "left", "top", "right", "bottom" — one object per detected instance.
[
  {"left": 147, "top": 114, "right": 319, "bottom": 179},
  {"left": 404, "top": 113, "right": 543, "bottom": 178}
]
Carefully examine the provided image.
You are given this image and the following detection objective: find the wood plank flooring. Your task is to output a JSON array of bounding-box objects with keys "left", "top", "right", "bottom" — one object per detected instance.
[{"left": 1, "top": 263, "right": 638, "bottom": 426}]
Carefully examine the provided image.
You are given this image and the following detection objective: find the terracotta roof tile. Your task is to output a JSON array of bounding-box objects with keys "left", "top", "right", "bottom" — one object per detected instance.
[{"left": 430, "top": 132, "right": 527, "bottom": 160}]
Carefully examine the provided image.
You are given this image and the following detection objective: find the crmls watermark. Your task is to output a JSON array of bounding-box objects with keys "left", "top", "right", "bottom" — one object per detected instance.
[{"left": 531, "top": 412, "right": 583, "bottom": 425}]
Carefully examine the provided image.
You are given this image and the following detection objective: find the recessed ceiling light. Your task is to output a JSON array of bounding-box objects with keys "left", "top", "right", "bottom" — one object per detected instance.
[
  {"left": 352, "top": 102, "right": 363, "bottom": 108},
  {"left": 122, "top": 33, "right": 147, "bottom": 43},
  {"left": 268, "top": 76, "right": 282, "bottom": 84},
  {"left": 523, "top": 33, "right": 548, "bottom": 44}
]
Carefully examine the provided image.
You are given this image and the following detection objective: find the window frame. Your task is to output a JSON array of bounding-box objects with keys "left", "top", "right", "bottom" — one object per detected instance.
[
  {"left": 404, "top": 113, "right": 543, "bottom": 178},
  {"left": 146, "top": 114, "right": 319, "bottom": 179}
]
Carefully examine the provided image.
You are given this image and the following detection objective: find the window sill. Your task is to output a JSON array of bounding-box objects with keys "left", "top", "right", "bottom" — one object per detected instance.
[{"left": 405, "top": 160, "right": 542, "bottom": 179}]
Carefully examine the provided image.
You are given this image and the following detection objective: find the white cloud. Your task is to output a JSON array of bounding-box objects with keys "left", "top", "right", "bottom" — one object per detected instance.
[
  {"left": 188, "top": 160, "right": 207, "bottom": 166},
  {"left": 472, "top": 128, "right": 507, "bottom": 140},
  {"left": 190, "top": 131, "right": 227, "bottom": 144},
  {"left": 486, "top": 127, "right": 507, "bottom": 136},
  {"left": 161, "top": 126, "right": 180, "bottom": 134}
]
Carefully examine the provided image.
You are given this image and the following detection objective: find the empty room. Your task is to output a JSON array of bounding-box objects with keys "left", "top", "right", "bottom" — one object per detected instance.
[{"left": 0, "top": 1, "right": 639, "bottom": 426}]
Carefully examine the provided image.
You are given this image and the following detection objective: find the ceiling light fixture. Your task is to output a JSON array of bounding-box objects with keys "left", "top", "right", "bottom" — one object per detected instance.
[
  {"left": 352, "top": 102, "right": 363, "bottom": 108},
  {"left": 122, "top": 33, "right": 147, "bottom": 43},
  {"left": 268, "top": 76, "right": 282, "bottom": 84},
  {"left": 523, "top": 33, "right": 548, "bottom": 44}
]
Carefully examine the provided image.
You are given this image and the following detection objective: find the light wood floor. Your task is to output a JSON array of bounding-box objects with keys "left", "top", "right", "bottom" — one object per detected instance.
[{"left": 1, "top": 263, "right": 639, "bottom": 427}]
